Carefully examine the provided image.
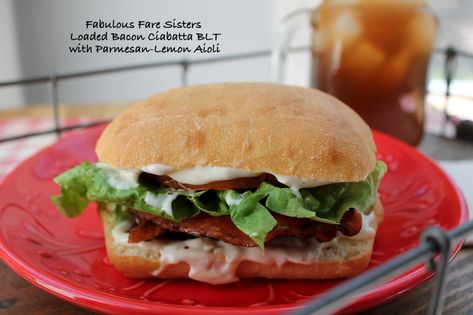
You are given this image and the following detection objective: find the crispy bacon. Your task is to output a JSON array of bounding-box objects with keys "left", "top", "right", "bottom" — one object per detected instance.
[
  {"left": 128, "top": 219, "right": 166, "bottom": 243},
  {"left": 130, "top": 212, "right": 255, "bottom": 245},
  {"left": 132, "top": 172, "right": 363, "bottom": 245},
  {"left": 128, "top": 209, "right": 362, "bottom": 246},
  {"left": 336, "top": 208, "right": 363, "bottom": 236}
]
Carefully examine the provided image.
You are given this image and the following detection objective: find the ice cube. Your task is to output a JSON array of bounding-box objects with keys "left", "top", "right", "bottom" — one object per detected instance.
[
  {"left": 330, "top": 0, "right": 361, "bottom": 5},
  {"left": 342, "top": 39, "right": 386, "bottom": 77},
  {"left": 379, "top": 49, "right": 412, "bottom": 92},
  {"left": 331, "top": 12, "right": 362, "bottom": 47},
  {"left": 358, "top": 0, "right": 425, "bottom": 4},
  {"left": 331, "top": 0, "right": 425, "bottom": 6},
  {"left": 406, "top": 12, "right": 437, "bottom": 55}
]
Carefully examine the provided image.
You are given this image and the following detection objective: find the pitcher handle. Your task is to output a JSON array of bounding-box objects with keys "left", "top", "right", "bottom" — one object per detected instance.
[{"left": 270, "top": 8, "right": 314, "bottom": 83}]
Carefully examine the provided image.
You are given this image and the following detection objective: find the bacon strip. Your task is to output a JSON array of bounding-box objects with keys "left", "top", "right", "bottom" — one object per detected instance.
[
  {"left": 128, "top": 219, "right": 166, "bottom": 243},
  {"left": 133, "top": 172, "right": 363, "bottom": 245},
  {"left": 128, "top": 209, "right": 362, "bottom": 246},
  {"left": 130, "top": 212, "right": 254, "bottom": 245}
]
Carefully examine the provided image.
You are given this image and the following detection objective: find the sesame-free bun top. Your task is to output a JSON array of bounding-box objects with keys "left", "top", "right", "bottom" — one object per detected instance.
[{"left": 96, "top": 83, "right": 376, "bottom": 182}]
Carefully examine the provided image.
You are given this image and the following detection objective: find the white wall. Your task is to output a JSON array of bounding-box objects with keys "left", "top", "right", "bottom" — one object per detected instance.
[
  {"left": 0, "top": 0, "right": 24, "bottom": 109},
  {"left": 2, "top": 0, "right": 471, "bottom": 110},
  {"left": 0, "top": 0, "right": 323, "bottom": 109}
]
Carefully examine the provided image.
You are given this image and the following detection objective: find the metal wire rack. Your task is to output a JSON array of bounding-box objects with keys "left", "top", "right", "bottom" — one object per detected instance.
[{"left": 0, "top": 46, "right": 472, "bottom": 315}]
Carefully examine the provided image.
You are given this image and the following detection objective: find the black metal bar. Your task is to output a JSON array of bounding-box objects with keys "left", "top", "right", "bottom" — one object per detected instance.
[
  {"left": 181, "top": 60, "right": 189, "bottom": 86},
  {"left": 290, "top": 242, "right": 434, "bottom": 315},
  {"left": 442, "top": 46, "right": 458, "bottom": 134},
  {"left": 435, "top": 47, "right": 473, "bottom": 59},
  {"left": 0, "top": 46, "right": 311, "bottom": 88},
  {"left": 0, "top": 120, "right": 110, "bottom": 144},
  {"left": 447, "top": 219, "right": 473, "bottom": 243},
  {"left": 435, "top": 46, "right": 473, "bottom": 59},
  {"left": 291, "top": 219, "right": 473, "bottom": 315},
  {"left": 421, "top": 227, "right": 452, "bottom": 315},
  {"left": 49, "top": 75, "right": 61, "bottom": 136},
  {"left": 0, "top": 59, "right": 185, "bottom": 88},
  {"left": 0, "top": 46, "right": 470, "bottom": 89}
]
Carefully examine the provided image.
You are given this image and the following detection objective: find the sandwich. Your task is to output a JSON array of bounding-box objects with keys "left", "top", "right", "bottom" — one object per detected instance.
[{"left": 51, "top": 83, "right": 386, "bottom": 285}]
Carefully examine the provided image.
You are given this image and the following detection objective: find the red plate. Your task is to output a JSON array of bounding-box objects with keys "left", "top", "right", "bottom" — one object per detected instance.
[{"left": 0, "top": 126, "right": 468, "bottom": 314}]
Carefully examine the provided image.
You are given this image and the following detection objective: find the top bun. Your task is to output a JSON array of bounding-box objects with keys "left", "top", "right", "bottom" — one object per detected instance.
[{"left": 96, "top": 83, "right": 376, "bottom": 183}]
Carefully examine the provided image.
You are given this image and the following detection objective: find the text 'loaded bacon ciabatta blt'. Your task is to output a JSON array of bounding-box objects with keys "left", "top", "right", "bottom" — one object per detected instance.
[{"left": 52, "top": 83, "right": 386, "bottom": 285}]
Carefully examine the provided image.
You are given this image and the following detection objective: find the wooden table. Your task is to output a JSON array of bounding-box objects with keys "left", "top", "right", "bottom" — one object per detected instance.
[{"left": 0, "top": 105, "right": 473, "bottom": 314}]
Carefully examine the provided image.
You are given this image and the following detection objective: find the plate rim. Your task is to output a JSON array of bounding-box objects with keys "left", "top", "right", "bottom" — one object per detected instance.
[{"left": 0, "top": 126, "right": 468, "bottom": 314}]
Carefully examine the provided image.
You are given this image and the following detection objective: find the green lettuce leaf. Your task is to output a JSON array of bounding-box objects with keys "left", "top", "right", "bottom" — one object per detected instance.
[
  {"left": 261, "top": 160, "right": 386, "bottom": 224},
  {"left": 51, "top": 187, "right": 89, "bottom": 218},
  {"left": 52, "top": 162, "right": 200, "bottom": 221},
  {"left": 189, "top": 191, "right": 229, "bottom": 216},
  {"left": 51, "top": 161, "right": 387, "bottom": 249},
  {"left": 225, "top": 189, "right": 277, "bottom": 248}
]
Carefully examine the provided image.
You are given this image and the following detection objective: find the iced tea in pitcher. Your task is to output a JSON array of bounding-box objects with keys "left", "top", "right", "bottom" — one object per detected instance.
[{"left": 311, "top": 0, "right": 437, "bottom": 145}]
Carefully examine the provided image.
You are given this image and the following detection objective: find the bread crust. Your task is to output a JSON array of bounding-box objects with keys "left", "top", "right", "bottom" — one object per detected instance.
[
  {"left": 96, "top": 83, "right": 376, "bottom": 183},
  {"left": 100, "top": 200, "right": 383, "bottom": 282}
]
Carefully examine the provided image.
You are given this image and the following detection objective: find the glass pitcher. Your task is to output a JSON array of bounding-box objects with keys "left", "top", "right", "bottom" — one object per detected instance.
[{"left": 272, "top": 0, "right": 438, "bottom": 145}]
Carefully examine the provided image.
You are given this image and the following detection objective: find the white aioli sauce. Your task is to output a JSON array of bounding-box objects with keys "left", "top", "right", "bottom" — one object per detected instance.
[
  {"left": 141, "top": 163, "right": 174, "bottom": 175},
  {"left": 273, "top": 174, "right": 331, "bottom": 193},
  {"left": 111, "top": 212, "right": 375, "bottom": 284},
  {"left": 224, "top": 191, "right": 243, "bottom": 206},
  {"left": 96, "top": 163, "right": 141, "bottom": 190},
  {"left": 144, "top": 191, "right": 179, "bottom": 216},
  {"left": 97, "top": 162, "right": 334, "bottom": 190},
  {"left": 357, "top": 210, "right": 376, "bottom": 239},
  {"left": 149, "top": 165, "right": 262, "bottom": 185}
]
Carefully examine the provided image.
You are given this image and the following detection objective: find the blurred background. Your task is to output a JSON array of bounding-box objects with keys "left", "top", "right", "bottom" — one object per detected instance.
[
  {"left": 1, "top": 0, "right": 472, "bottom": 111},
  {"left": 0, "top": 0, "right": 472, "bottom": 158},
  {"left": 1, "top": 2, "right": 473, "bottom": 313},
  {"left": 0, "top": 0, "right": 286, "bottom": 108}
]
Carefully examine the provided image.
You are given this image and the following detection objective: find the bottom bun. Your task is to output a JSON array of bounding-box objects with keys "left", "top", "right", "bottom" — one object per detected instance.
[{"left": 100, "top": 200, "right": 383, "bottom": 284}]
